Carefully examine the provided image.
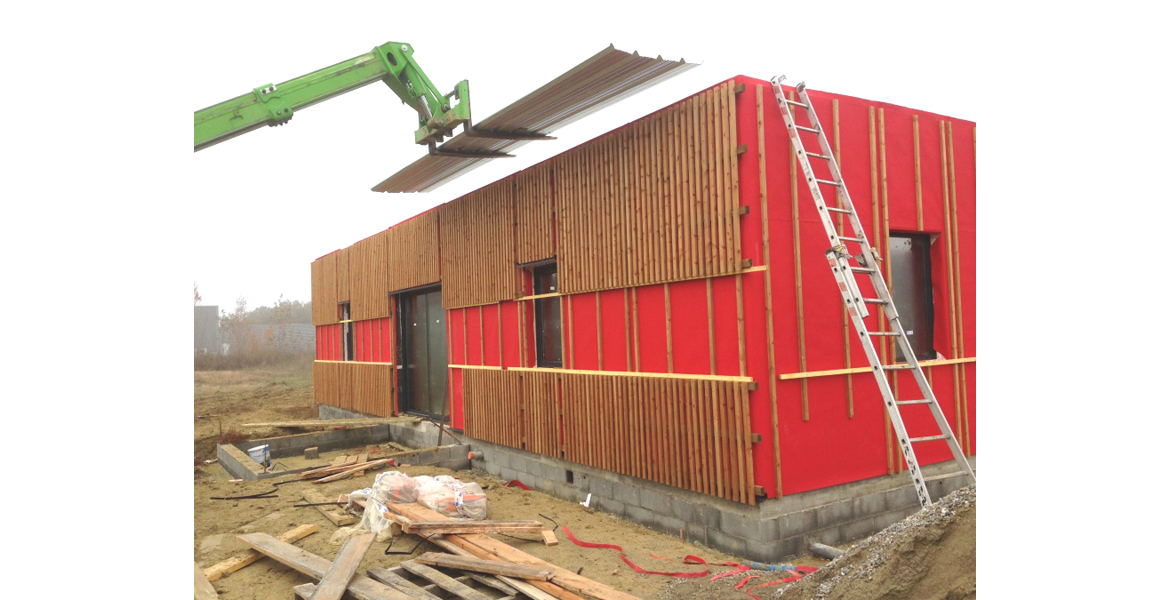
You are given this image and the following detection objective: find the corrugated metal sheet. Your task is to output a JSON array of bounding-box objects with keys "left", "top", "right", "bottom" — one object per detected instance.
[{"left": 372, "top": 45, "right": 697, "bottom": 193}]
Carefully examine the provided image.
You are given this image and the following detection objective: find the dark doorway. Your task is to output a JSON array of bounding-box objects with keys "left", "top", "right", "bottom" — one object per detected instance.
[{"left": 397, "top": 286, "right": 448, "bottom": 418}]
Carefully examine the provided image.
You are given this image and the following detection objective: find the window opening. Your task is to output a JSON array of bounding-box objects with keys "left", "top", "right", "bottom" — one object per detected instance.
[
  {"left": 889, "top": 234, "right": 935, "bottom": 362},
  {"left": 340, "top": 302, "right": 354, "bottom": 361},
  {"left": 533, "top": 264, "right": 562, "bottom": 368}
]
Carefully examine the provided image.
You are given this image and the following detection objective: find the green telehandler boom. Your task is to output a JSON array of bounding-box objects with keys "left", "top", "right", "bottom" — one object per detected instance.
[{"left": 194, "top": 41, "right": 470, "bottom": 152}]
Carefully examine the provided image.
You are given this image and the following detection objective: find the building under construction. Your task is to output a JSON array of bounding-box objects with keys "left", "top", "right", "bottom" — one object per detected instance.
[{"left": 310, "top": 73, "right": 976, "bottom": 560}]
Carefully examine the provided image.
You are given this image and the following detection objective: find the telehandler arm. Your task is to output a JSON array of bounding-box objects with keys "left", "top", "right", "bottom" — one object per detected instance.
[{"left": 194, "top": 41, "right": 470, "bottom": 151}]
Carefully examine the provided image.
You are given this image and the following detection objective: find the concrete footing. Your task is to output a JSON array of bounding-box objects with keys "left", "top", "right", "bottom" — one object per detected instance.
[
  {"left": 216, "top": 420, "right": 470, "bottom": 481},
  {"left": 317, "top": 404, "right": 973, "bottom": 562}
]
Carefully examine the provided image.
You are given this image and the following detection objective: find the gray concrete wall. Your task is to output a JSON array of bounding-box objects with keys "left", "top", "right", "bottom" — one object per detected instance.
[{"left": 317, "top": 403, "right": 973, "bottom": 562}]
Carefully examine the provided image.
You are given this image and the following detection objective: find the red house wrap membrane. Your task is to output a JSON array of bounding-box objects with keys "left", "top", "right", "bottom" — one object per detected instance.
[{"left": 313, "top": 75, "right": 975, "bottom": 502}]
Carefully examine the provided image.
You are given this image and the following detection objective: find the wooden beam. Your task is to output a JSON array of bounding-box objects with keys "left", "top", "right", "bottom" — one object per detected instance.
[
  {"left": 236, "top": 533, "right": 410, "bottom": 600},
  {"left": 301, "top": 488, "right": 356, "bottom": 527},
  {"left": 790, "top": 90, "right": 808, "bottom": 420},
  {"left": 757, "top": 85, "right": 782, "bottom": 498},
  {"left": 398, "top": 561, "right": 493, "bottom": 600},
  {"left": 314, "top": 458, "right": 392, "bottom": 484},
  {"left": 195, "top": 562, "right": 219, "bottom": 600},
  {"left": 394, "top": 520, "right": 546, "bottom": 535},
  {"left": 361, "top": 569, "right": 438, "bottom": 600},
  {"left": 414, "top": 552, "right": 555, "bottom": 581},
  {"left": 204, "top": 524, "right": 319, "bottom": 582},
  {"left": 833, "top": 98, "right": 854, "bottom": 419},
  {"left": 779, "top": 357, "right": 977, "bottom": 380},
  {"left": 242, "top": 417, "right": 416, "bottom": 428},
  {"left": 446, "top": 364, "right": 504, "bottom": 370},
  {"left": 310, "top": 532, "right": 376, "bottom": 600},
  {"left": 506, "top": 366, "right": 752, "bottom": 383}
]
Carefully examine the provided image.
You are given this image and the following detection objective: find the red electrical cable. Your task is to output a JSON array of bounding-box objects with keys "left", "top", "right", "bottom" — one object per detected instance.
[{"left": 561, "top": 527, "right": 711, "bottom": 578}]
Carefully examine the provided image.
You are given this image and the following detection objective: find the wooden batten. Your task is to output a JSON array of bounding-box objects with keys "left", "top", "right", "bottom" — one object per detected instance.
[
  {"left": 757, "top": 86, "right": 783, "bottom": 496},
  {"left": 789, "top": 91, "right": 809, "bottom": 420}
]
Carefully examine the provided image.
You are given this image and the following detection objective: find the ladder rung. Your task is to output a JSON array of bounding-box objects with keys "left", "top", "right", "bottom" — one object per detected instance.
[
  {"left": 815, "top": 178, "right": 840, "bottom": 187},
  {"left": 896, "top": 399, "right": 933, "bottom": 405},
  {"left": 868, "top": 331, "right": 900, "bottom": 336},
  {"left": 909, "top": 434, "right": 950, "bottom": 443},
  {"left": 882, "top": 363, "right": 914, "bottom": 370},
  {"left": 924, "top": 471, "right": 968, "bottom": 483},
  {"left": 850, "top": 266, "right": 876, "bottom": 274},
  {"left": 807, "top": 151, "right": 829, "bottom": 159},
  {"left": 785, "top": 100, "right": 810, "bottom": 109},
  {"left": 826, "top": 206, "right": 851, "bottom": 214},
  {"left": 863, "top": 298, "right": 889, "bottom": 305},
  {"left": 795, "top": 125, "right": 820, "bottom": 134},
  {"left": 838, "top": 236, "right": 864, "bottom": 243}
]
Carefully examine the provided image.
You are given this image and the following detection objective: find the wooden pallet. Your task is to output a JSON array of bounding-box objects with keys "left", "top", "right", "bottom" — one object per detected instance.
[{"left": 294, "top": 560, "right": 519, "bottom": 600}]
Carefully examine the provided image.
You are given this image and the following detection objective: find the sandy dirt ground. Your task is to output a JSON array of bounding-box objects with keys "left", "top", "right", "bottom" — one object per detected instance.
[{"left": 193, "top": 365, "right": 972, "bottom": 599}]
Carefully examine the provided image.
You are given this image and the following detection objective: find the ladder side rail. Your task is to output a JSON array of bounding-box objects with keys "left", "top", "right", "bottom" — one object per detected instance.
[
  {"left": 772, "top": 83, "right": 869, "bottom": 318},
  {"left": 840, "top": 274, "right": 933, "bottom": 507}
]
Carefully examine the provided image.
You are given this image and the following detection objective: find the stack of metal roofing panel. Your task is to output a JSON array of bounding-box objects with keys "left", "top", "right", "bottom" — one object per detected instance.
[{"left": 372, "top": 45, "right": 697, "bottom": 193}]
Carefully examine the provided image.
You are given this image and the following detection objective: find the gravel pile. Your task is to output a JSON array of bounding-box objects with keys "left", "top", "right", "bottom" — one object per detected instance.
[{"left": 773, "top": 486, "right": 976, "bottom": 600}]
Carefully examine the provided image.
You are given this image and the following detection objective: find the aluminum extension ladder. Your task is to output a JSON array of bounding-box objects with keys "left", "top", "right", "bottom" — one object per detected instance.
[{"left": 770, "top": 76, "right": 975, "bottom": 507}]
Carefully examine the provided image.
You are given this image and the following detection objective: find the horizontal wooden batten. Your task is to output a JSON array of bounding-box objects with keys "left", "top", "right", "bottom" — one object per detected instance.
[
  {"left": 507, "top": 366, "right": 753, "bottom": 383},
  {"left": 447, "top": 364, "right": 503, "bottom": 370},
  {"left": 313, "top": 361, "right": 396, "bottom": 417},
  {"left": 314, "top": 360, "right": 396, "bottom": 366},
  {"left": 779, "top": 357, "right": 977, "bottom": 380},
  {"left": 511, "top": 266, "right": 768, "bottom": 304}
]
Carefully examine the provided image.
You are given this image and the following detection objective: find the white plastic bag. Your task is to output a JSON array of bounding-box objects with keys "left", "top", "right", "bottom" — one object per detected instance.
[
  {"left": 339, "top": 487, "right": 396, "bottom": 543},
  {"left": 373, "top": 470, "right": 418, "bottom": 504},
  {"left": 412, "top": 475, "right": 487, "bottom": 520}
]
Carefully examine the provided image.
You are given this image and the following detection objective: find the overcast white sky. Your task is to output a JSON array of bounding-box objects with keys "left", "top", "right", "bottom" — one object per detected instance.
[{"left": 189, "top": 1, "right": 994, "bottom": 312}]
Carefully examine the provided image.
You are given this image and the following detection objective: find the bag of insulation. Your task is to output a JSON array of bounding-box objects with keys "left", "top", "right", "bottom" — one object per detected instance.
[
  {"left": 413, "top": 475, "right": 487, "bottom": 520},
  {"left": 373, "top": 470, "right": 418, "bottom": 504}
]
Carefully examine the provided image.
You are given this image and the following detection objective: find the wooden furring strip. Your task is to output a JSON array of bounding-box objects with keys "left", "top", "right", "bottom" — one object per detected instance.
[
  {"left": 789, "top": 90, "right": 809, "bottom": 421},
  {"left": 757, "top": 86, "right": 782, "bottom": 497}
]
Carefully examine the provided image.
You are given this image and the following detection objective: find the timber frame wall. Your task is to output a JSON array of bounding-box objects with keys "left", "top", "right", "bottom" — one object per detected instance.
[{"left": 312, "top": 76, "right": 976, "bottom": 505}]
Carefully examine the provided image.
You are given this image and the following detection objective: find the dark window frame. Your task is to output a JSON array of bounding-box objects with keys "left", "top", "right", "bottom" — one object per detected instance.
[
  {"left": 889, "top": 233, "right": 936, "bottom": 362},
  {"left": 339, "top": 302, "right": 354, "bottom": 361},
  {"left": 532, "top": 264, "right": 563, "bottom": 368}
]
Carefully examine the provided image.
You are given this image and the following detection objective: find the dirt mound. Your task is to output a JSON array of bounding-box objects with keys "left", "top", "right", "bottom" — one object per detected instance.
[{"left": 775, "top": 486, "right": 975, "bottom": 600}]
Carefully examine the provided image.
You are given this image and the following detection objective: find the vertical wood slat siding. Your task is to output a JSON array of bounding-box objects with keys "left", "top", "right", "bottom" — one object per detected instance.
[
  {"left": 553, "top": 83, "right": 742, "bottom": 295},
  {"left": 440, "top": 181, "right": 516, "bottom": 308},
  {"left": 312, "top": 361, "right": 396, "bottom": 417},
  {"left": 350, "top": 230, "right": 390, "bottom": 321},
  {"left": 461, "top": 369, "right": 755, "bottom": 505},
  {"left": 311, "top": 253, "right": 340, "bottom": 326},
  {"left": 516, "top": 162, "right": 555, "bottom": 264},
  {"left": 312, "top": 212, "right": 440, "bottom": 325},
  {"left": 386, "top": 211, "right": 441, "bottom": 293}
]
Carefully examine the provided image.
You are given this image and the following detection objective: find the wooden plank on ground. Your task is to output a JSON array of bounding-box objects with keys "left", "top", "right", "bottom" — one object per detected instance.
[
  {"left": 302, "top": 489, "right": 356, "bottom": 527},
  {"left": 415, "top": 552, "right": 554, "bottom": 581},
  {"left": 310, "top": 532, "right": 376, "bottom": 600},
  {"left": 204, "top": 523, "right": 320, "bottom": 581},
  {"left": 397, "top": 520, "right": 545, "bottom": 535},
  {"left": 236, "top": 533, "right": 410, "bottom": 600},
  {"left": 426, "top": 537, "right": 556, "bottom": 600},
  {"left": 195, "top": 562, "right": 219, "bottom": 599},
  {"left": 399, "top": 561, "right": 493, "bottom": 600},
  {"left": 365, "top": 568, "right": 442, "bottom": 600},
  {"left": 241, "top": 417, "right": 419, "bottom": 428},
  {"left": 540, "top": 530, "right": 558, "bottom": 546},
  {"left": 388, "top": 503, "right": 635, "bottom": 600},
  {"left": 315, "top": 458, "right": 392, "bottom": 484}
]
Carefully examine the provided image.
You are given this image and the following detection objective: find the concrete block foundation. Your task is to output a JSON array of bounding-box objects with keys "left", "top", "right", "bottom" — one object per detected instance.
[{"left": 318, "top": 404, "right": 974, "bottom": 562}]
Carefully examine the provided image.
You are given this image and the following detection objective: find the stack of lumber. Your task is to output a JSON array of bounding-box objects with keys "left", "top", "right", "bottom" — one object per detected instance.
[{"left": 385, "top": 501, "right": 638, "bottom": 600}]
